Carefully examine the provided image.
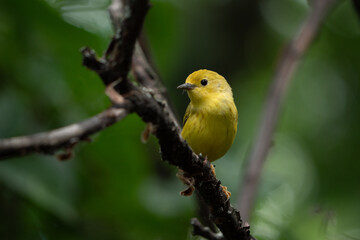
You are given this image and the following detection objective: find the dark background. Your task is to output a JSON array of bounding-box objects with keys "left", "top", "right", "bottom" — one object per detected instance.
[{"left": 0, "top": 0, "right": 359, "bottom": 239}]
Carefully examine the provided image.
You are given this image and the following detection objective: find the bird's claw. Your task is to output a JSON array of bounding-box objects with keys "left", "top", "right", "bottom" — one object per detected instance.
[
  {"left": 210, "top": 163, "right": 216, "bottom": 177},
  {"left": 221, "top": 185, "right": 231, "bottom": 200},
  {"left": 202, "top": 155, "right": 216, "bottom": 178}
]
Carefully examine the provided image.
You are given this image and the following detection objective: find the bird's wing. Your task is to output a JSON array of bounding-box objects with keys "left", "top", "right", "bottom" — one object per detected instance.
[{"left": 183, "top": 104, "right": 192, "bottom": 126}]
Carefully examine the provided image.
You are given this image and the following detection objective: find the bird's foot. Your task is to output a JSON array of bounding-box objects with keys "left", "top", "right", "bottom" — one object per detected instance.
[
  {"left": 210, "top": 162, "right": 216, "bottom": 177},
  {"left": 221, "top": 185, "right": 231, "bottom": 200},
  {"left": 202, "top": 155, "right": 216, "bottom": 177}
]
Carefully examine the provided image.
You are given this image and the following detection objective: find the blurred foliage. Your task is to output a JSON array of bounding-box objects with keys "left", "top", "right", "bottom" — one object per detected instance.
[{"left": 0, "top": 0, "right": 360, "bottom": 239}]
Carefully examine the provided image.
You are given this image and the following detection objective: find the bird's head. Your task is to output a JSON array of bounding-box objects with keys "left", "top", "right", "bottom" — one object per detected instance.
[{"left": 177, "top": 69, "right": 232, "bottom": 105}]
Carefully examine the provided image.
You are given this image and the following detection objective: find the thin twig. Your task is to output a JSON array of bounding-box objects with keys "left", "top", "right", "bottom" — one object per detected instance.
[
  {"left": 191, "top": 218, "right": 224, "bottom": 240},
  {"left": 238, "top": 0, "right": 338, "bottom": 222},
  {"left": 0, "top": 108, "right": 129, "bottom": 160}
]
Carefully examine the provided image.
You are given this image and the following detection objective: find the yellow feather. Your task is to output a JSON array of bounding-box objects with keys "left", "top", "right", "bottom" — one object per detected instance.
[{"left": 179, "top": 69, "right": 238, "bottom": 162}]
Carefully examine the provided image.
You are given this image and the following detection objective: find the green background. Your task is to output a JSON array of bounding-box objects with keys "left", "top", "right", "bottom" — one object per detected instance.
[{"left": 0, "top": 0, "right": 359, "bottom": 239}]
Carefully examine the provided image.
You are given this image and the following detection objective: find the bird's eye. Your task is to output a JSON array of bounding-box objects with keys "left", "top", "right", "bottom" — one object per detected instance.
[{"left": 200, "top": 79, "right": 208, "bottom": 86}]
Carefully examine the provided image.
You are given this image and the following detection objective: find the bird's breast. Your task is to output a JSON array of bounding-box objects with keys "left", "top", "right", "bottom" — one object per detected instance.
[{"left": 181, "top": 100, "right": 237, "bottom": 161}]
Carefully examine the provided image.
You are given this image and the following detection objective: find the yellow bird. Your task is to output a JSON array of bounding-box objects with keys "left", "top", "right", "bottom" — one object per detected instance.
[{"left": 178, "top": 69, "right": 238, "bottom": 162}]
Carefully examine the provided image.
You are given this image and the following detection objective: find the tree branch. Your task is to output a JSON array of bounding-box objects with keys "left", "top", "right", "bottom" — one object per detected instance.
[
  {"left": 103, "top": 0, "right": 150, "bottom": 87},
  {"left": 109, "top": 0, "right": 124, "bottom": 29},
  {"left": 81, "top": 0, "right": 255, "bottom": 239},
  {"left": 237, "top": 0, "right": 338, "bottom": 222},
  {"left": 131, "top": 43, "right": 181, "bottom": 128},
  {"left": 0, "top": 108, "right": 129, "bottom": 160}
]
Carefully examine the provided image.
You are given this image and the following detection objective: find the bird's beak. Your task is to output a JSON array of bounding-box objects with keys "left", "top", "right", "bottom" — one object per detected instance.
[{"left": 177, "top": 83, "right": 197, "bottom": 90}]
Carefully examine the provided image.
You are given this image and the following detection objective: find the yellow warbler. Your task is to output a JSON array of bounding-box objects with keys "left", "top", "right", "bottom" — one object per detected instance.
[{"left": 178, "top": 69, "right": 238, "bottom": 162}]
